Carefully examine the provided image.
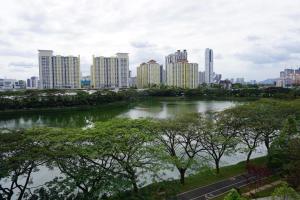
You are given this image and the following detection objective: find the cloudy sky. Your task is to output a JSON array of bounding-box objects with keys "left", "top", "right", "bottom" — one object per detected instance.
[{"left": 1, "top": 0, "right": 300, "bottom": 81}]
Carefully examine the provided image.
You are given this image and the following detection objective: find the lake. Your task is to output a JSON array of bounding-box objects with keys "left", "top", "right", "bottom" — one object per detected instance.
[
  {"left": 0, "top": 98, "right": 238, "bottom": 129},
  {"left": 0, "top": 98, "right": 267, "bottom": 198}
]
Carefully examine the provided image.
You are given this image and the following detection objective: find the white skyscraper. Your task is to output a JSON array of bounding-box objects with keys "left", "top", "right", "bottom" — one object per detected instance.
[
  {"left": 38, "top": 50, "right": 81, "bottom": 89},
  {"left": 91, "top": 53, "right": 129, "bottom": 89},
  {"left": 205, "top": 48, "right": 214, "bottom": 84},
  {"left": 39, "top": 50, "right": 53, "bottom": 89}
]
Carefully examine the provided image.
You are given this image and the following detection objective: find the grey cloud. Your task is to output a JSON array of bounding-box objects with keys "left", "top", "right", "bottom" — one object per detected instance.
[
  {"left": 0, "top": 49, "right": 35, "bottom": 58},
  {"left": 131, "top": 41, "right": 156, "bottom": 49},
  {"left": 0, "top": 40, "right": 11, "bottom": 47},
  {"left": 277, "top": 41, "right": 300, "bottom": 53},
  {"left": 9, "top": 62, "right": 34, "bottom": 68},
  {"left": 215, "top": 54, "right": 223, "bottom": 59},
  {"left": 246, "top": 35, "right": 261, "bottom": 41},
  {"left": 236, "top": 50, "right": 289, "bottom": 64}
]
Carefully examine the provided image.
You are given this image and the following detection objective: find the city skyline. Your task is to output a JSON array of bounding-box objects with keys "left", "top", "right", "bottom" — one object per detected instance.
[{"left": 1, "top": 0, "right": 300, "bottom": 81}]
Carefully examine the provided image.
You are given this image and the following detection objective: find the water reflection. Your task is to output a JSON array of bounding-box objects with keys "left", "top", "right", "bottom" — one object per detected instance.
[{"left": 0, "top": 99, "right": 237, "bottom": 129}]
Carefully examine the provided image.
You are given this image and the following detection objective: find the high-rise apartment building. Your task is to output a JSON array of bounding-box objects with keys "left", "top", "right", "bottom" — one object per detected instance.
[
  {"left": 199, "top": 71, "right": 205, "bottom": 84},
  {"left": 91, "top": 53, "right": 129, "bottom": 89},
  {"left": 165, "top": 50, "right": 198, "bottom": 88},
  {"left": 39, "top": 50, "right": 53, "bottom": 89},
  {"left": 26, "top": 76, "right": 39, "bottom": 88},
  {"left": 137, "top": 60, "right": 163, "bottom": 88},
  {"left": 205, "top": 48, "right": 214, "bottom": 84},
  {"left": 38, "top": 50, "right": 80, "bottom": 89}
]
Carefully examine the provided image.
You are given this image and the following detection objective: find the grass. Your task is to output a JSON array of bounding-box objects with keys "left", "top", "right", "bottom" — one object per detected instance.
[{"left": 112, "top": 156, "right": 267, "bottom": 200}]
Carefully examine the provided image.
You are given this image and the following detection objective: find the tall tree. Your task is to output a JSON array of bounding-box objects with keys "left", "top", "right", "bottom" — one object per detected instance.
[
  {"left": 199, "top": 111, "right": 239, "bottom": 173},
  {"left": 90, "top": 118, "right": 160, "bottom": 194},
  {"left": 152, "top": 114, "right": 205, "bottom": 184},
  {"left": 0, "top": 130, "right": 46, "bottom": 200}
]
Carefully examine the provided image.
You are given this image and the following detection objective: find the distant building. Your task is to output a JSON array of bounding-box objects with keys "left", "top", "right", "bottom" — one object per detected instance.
[
  {"left": 214, "top": 73, "right": 222, "bottom": 84},
  {"left": 81, "top": 76, "right": 91, "bottom": 88},
  {"left": 31, "top": 76, "right": 39, "bottom": 88},
  {"left": 165, "top": 50, "right": 187, "bottom": 65},
  {"left": 165, "top": 50, "right": 199, "bottom": 89},
  {"left": 220, "top": 80, "right": 232, "bottom": 89},
  {"left": 27, "top": 79, "right": 31, "bottom": 88},
  {"left": 26, "top": 76, "right": 39, "bottom": 89},
  {"left": 205, "top": 48, "right": 214, "bottom": 84},
  {"left": 38, "top": 50, "right": 80, "bottom": 89},
  {"left": 236, "top": 78, "right": 245, "bottom": 84},
  {"left": 277, "top": 67, "right": 300, "bottom": 87},
  {"left": 199, "top": 71, "right": 205, "bottom": 84},
  {"left": 0, "top": 79, "right": 16, "bottom": 90},
  {"left": 249, "top": 80, "right": 257, "bottom": 85},
  {"left": 137, "top": 60, "right": 163, "bottom": 88},
  {"left": 129, "top": 77, "right": 137, "bottom": 88},
  {"left": 91, "top": 53, "right": 129, "bottom": 89},
  {"left": 14, "top": 80, "right": 26, "bottom": 89}
]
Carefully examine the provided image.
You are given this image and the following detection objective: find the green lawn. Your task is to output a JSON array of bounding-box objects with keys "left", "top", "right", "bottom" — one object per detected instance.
[{"left": 112, "top": 156, "right": 267, "bottom": 200}]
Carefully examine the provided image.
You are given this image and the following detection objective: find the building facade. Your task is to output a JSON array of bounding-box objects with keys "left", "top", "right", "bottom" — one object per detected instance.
[
  {"left": 277, "top": 67, "right": 300, "bottom": 87},
  {"left": 166, "top": 62, "right": 198, "bottom": 88},
  {"left": 137, "top": 60, "right": 162, "bottom": 88},
  {"left": 91, "top": 53, "right": 129, "bottom": 89},
  {"left": 26, "top": 76, "right": 39, "bottom": 89},
  {"left": 165, "top": 50, "right": 199, "bottom": 88},
  {"left": 38, "top": 50, "right": 80, "bottom": 89},
  {"left": 199, "top": 71, "right": 205, "bottom": 84},
  {"left": 205, "top": 48, "right": 214, "bottom": 84}
]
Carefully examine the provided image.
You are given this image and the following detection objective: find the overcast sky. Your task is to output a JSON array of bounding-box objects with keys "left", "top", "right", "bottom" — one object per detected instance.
[{"left": 1, "top": 0, "right": 300, "bottom": 81}]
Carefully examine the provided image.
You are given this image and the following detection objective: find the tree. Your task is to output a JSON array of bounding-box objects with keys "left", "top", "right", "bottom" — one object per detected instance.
[
  {"left": 268, "top": 117, "right": 298, "bottom": 170},
  {"left": 152, "top": 114, "right": 206, "bottom": 184},
  {"left": 232, "top": 106, "right": 264, "bottom": 163},
  {"left": 272, "top": 182, "right": 300, "bottom": 200},
  {"left": 90, "top": 118, "right": 160, "bottom": 194},
  {"left": 199, "top": 111, "right": 239, "bottom": 173},
  {"left": 224, "top": 189, "right": 247, "bottom": 200},
  {"left": 0, "top": 130, "right": 47, "bottom": 200}
]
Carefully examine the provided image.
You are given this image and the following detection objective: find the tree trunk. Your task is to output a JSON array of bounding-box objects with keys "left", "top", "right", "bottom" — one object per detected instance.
[
  {"left": 179, "top": 168, "right": 186, "bottom": 185},
  {"left": 132, "top": 179, "right": 139, "bottom": 194},
  {"left": 17, "top": 164, "right": 34, "bottom": 200},
  {"left": 246, "top": 150, "right": 253, "bottom": 164},
  {"left": 215, "top": 159, "right": 220, "bottom": 174},
  {"left": 264, "top": 136, "right": 270, "bottom": 152}
]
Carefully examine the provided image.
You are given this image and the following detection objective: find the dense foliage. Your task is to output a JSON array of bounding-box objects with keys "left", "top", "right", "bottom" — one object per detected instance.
[
  {"left": 1, "top": 99, "right": 300, "bottom": 199},
  {"left": 1, "top": 86, "right": 300, "bottom": 110}
]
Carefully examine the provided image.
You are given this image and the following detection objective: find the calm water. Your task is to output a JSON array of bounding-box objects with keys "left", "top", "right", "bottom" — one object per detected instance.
[
  {"left": 0, "top": 98, "right": 238, "bottom": 129},
  {"left": 0, "top": 98, "right": 267, "bottom": 196}
]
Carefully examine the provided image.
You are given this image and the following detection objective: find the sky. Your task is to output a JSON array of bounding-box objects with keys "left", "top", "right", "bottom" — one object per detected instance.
[{"left": 1, "top": 0, "right": 300, "bottom": 81}]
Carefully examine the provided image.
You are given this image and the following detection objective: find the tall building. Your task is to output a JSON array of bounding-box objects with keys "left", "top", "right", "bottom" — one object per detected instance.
[
  {"left": 236, "top": 78, "right": 245, "bottom": 84},
  {"left": 165, "top": 50, "right": 187, "bottom": 65},
  {"left": 26, "top": 76, "right": 39, "bottom": 89},
  {"left": 277, "top": 67, "right": 300, "bottom": 87},
  {"left": 205, "top": 48, "right": 214, "bottom": 84},
  {"left": 31, "top": 76, "right": 39, "bottom": 88},
  {"left": 137, "top": 60, "right": 163, "bottom": 88},
  {"left": 39, "top": 50, "right": 53, "bottom": 89},
  {"left": 165, "top": 50, "right": 198, "bottom": 88},
  {"left": 199, "top": 71, "right": 205, "bottom": 84},
  {"left": 91, "top": 53, "right": 129, "bottom": 89},
  {"left": 38, "top": 50, "right": 80, "bottom": 89}
]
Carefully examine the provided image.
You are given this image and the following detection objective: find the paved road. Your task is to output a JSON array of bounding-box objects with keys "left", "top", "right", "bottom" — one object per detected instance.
[{"left": 176, "top": 174, "right": 257, "bottom": 200}]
